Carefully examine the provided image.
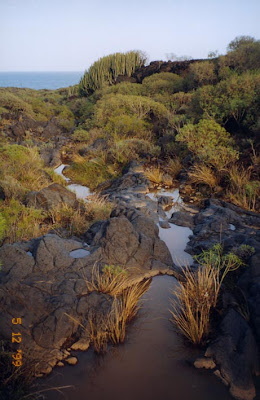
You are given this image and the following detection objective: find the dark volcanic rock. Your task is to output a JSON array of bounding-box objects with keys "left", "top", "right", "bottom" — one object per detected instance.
[
  {"left": 205, "top": 309, "right": 259, "bottom": 400},
  {"left": 0, "top": 185, "right": 6, "bottom": 200},
  {"left": 158, "top": 195, "right": 173, "bottom": 207},
  {"left": 189, "top": 197, "right": 260, "bottom": 400},
  {"left": 87, "top": 209, "right": 172, "bottom": 270},
  {"left": 132, "top": 59, "right": 205, "bottom": 83},
  {"left": 26, "top": 183, "right": 77, "bottom": 210},
  {"left": 169, "top": 211, "right": 194, "bottom": 229}
]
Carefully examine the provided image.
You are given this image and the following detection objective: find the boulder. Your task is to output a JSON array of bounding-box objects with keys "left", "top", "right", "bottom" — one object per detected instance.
[
  {"left": 205, "top": 309, "right": 259, "bottom": 400},
  {"left": 169, "top": 211, "right": 194, "bottom": 229},
  {"left": 26, "top": 183, "right": 77, "bottom": 210},
  {"left": 158, "top": 195, "right": 173, "bottom": 207}
]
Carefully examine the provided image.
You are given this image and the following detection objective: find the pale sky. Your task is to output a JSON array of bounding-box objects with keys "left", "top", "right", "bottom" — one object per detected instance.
[{"left": 1, "top": 0, "right": 259, "bottom": 71}]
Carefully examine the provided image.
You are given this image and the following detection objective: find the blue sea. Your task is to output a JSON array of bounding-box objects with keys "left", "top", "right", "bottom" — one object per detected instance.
[{"left": 0, "top": 71, "right": 83, "bottom": 90}]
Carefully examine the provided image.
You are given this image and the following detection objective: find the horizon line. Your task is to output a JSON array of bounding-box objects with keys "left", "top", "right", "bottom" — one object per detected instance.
[{"left": 0, "top": 71, "right": 84, "bottom": 73}]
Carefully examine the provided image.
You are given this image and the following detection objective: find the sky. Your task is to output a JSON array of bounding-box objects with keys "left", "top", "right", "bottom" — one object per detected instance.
[{"left": 1, "top": 0, "right": 260, "bottom": 72}]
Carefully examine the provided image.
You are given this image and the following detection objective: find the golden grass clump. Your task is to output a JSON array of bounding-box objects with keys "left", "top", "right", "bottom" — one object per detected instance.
[
  {"left": 86, "top": 264, "right": 129, "bottom": 296},
  {"left": 85, "top": 193, "right": 113, "bottom": 222},
  {"left": 48, "top": 203, "right": 90, "bottom": 237},
  {"left": 144, "top": 167, "right": 163, "bottom": 184},
  {"left": 170, "top": 244, "right": 245, "bottom": 345},
  {"left": 166, "top": 157, "right": 182, "bottom": 179},
  {"left": 170, "top": 266, "right": 219, "bottom": 345},
  {"left": 66, "top": 265, "right": 150, "bottom": 354},
  {"left": 188, "top": 163, "right": 219, "bottom": 189},
  {"left": 226, "top": 164, "right": 260, "bottom": 211},
  {"left": 87, "top": 279, "right": 150, "bottom": 352}
]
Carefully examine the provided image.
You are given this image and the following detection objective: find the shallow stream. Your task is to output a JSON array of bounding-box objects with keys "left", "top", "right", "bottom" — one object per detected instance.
[
  {"left": 42, "top": 276, "right": 231, "bottom": 400},
  {"left": 46, "top": 166, "right": 232, "bottom": 399},
  {"left": 54, "top": 164, "right": 92, "bottom": 201}
]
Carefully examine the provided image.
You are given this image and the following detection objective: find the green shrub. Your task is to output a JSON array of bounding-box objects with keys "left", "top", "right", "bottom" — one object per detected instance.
[
  {"left": 142, "top": 72, "right": 183, "bottom": 96},
  {"left": 111, "top": 138, "right": 160, "bottom": 164},
  {"left": 187, "top": 61, "right": 216, "bottom": 87},
  {"left": 0, "top": 214, "right": 6, "bottom": 241},
  {"left": 55, "top": 105, "right": 75, "bottom": 130},
  {"left": 105, "top": 114, "right": 151, "bottom": 139},
  {"left": 0, "top": 200, "right": 46, "bottom": 243},
  {"left": 0, "top": 91, "right": 33, "bottom": 115},
  {"left": 101, "top": 82, "right": 143, "bottom": 96},
  {"left": 192, "top": 71, "right": 260, "bottom": 130},
  {"left": 72, "top": 129, "right": 90, "bottom": 142},
  {"left": 176, "top": 119, "right": 239, "bottom": 169},
  {"left": 94, "top": 93, "right": 170, "bottom": 135},
  {"left": 65, "top": 159, "right": 116, "bottom": 190}
]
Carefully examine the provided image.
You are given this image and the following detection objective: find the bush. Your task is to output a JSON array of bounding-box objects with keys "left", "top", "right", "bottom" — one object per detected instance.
[
  {"left": 111, "top": 138, "right": 160, "bottom": 164},
  {"left": 0, "top": 214, "right": 6, "bottom": 241},
  {"left": 105, "top": 114, "right": 151, "bottom": 139},
  {"left": 71, "top": 128, "right": 90, "bottom": 142},
  {"left": 142, "top": 72, "right": 183, "bottom": 96},
  {"left": 192, "top": 71, "right": 260, "bottom": 131},
  {"left": 176, "top": 119, "right": 239, "bottom": 169},
  {"left": 101, "top": 82, "right": 143, "bottom": 97},
  {"left": 0, "top": 144, "right": 64, "bottom": 200},
  {"left": 187, "top": 61, "right": 216, "bottom": 87},
  {"left": 0, "top": 200, "right": 46, "bottom": 243},
  {"left": 64, "top": 158, "right": 116, "bottom": 190},
  {"left": 0, "top": 91, "right": 33, "bottom": 116},
  {"left": 94, "top": 93, "right": 170, "bottom": 135}
]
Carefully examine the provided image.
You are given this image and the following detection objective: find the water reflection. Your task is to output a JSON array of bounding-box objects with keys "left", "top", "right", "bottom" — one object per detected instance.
[
  {"left": 42, "top": 276, "right": 232, "bottom": 400},
  {"left": 54, "top": 164, "right": 92, "bottom": 202}
]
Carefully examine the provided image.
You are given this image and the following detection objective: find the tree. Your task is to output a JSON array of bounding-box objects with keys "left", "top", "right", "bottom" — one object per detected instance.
[
  {"left": 227, "top": 36, "right": 256, "bottom": 52},
  {"left": 221, "top": 36, "right": 260, "bottom": 72},
  {"left": 189, "top": 61, "right": 216, "bottom": 86}
]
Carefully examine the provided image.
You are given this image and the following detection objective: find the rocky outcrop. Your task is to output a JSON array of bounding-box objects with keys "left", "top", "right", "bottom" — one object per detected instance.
[
  {"left": 169, "top": 211, "right": 195, "bottom": 228},
  {"left": 132, "top": 59, "right": 205, "bottom": 83},
  {"left": 0, "top": 188, "right": 175, "bottom": 375},
  {"left": 205, "top": 309, "right": 259, "bottom": 400},
  {"left": 25, "top": 183, "right": 78, "bottom": 210},
  {"left": 190, "top": 198, "right": 260, "bottom": 400}
]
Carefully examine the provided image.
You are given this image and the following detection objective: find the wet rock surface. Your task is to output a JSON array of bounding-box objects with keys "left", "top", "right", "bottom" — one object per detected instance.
[
  {"left": 190, "top": 198, "right": 260, "bottom": 400},
  {"left": 1, "top": 162, "right": 260, "bottom": 400},
  {"left": 0, "top": 167, "right": 177, "bottom": 375}
]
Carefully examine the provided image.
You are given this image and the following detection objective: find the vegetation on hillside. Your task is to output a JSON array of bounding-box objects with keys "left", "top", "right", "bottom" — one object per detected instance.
[{"left": 0, "top": 35, "right": 259, "bottom": 246}]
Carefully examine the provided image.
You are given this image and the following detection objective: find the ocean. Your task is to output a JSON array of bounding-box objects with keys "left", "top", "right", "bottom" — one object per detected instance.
[{"left": 0, "top": 71, "right": 83, "bottom": 90}]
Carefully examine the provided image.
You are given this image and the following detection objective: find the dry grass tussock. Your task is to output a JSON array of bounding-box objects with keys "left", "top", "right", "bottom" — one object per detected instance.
[
  {"left": 144, "top": 167, "right": 163, "bottom": 184},
  {"left": 170, "top": 244, "right": 245, "bottom": 345},
  {"left": 87, "top": 280, "right": 150, "bottom": 352},
  {"left": 85, "top": 193, "right": 113, "bottom": 222},
  {"left": 67, "top": 264, "right": 150, "bottom": 353},
  {"left": 48, "top": 203, "right": 90, "bottom": 237},
  {"left": 226, "top": 164, "right": 260, "bottom": 211},
  {"left": 170, "top": 266, "right": 219, "bottom": 345},
  {"left": 188, "top": 163, "right": 219, "bottom": 189},
  {"left": 166, "top": 157, "right": 182, "bottom": 179},
  {"left": 86, "top": 264, "right": 130, "bottom": 296}
]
